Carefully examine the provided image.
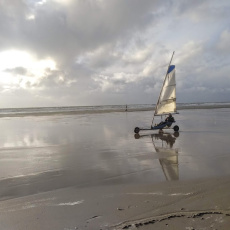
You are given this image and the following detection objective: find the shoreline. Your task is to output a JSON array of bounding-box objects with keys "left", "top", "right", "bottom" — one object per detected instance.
[{"left": 0, "top": 104, "right": 230, "bottom": 118}]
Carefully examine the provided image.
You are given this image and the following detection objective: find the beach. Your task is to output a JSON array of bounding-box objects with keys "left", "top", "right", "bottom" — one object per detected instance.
[{"left": 0, "top": 106, "right": 230, "bottom": 229}]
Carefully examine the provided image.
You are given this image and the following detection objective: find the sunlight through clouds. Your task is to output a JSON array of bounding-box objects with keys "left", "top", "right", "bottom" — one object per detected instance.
[{"left": 0, "top": 50, "right": 56, "bottom": 90}]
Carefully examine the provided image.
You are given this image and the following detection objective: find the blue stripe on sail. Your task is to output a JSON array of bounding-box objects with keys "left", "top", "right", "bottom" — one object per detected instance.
[{"left": 167, "top": 65, "right": 175, "bottom": 74}]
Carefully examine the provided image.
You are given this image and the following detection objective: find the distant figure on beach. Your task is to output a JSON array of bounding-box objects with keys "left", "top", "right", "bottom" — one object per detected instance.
[{"left": 125, "top": 105, "right": 127, "bottom": 111}]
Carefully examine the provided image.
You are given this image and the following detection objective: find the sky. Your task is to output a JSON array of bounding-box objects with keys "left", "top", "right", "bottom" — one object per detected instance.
[{"left": 0, "top": 0, "right": 230, "bottom": 108}]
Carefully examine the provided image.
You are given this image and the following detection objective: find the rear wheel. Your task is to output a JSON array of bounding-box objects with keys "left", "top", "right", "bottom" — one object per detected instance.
[
  {"left": 173, "top": 125, "right": 179, "bottom": 132},
  {"left": 134, "top": 127, "right": 140, "bottom": 134}
]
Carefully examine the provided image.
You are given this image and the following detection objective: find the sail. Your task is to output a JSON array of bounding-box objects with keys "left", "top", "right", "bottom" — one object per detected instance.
[{"left": 155, "top": 65, "right": 176, "bottom": 116}]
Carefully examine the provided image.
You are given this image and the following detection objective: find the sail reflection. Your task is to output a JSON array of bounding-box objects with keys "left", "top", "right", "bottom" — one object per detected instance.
[{"left": 135, "top": 132, "right": 179, "bottom": 181}]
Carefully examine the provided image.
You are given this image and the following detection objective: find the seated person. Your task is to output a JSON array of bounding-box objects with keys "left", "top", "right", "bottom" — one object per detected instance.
[
  {"left": 165, "top": 113, "right": 175, "bottom": 122},
  {"left": 154, "top": 113, "right": 175, "bottom": 127}
]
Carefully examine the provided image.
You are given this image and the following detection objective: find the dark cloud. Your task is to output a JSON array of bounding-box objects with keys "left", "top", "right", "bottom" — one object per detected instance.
[
  {"left": 0, "top": 0, "right": 162, "bottom": 63},
  {"left": 4, "top": 67, "right": 28, "bottom": 75}
]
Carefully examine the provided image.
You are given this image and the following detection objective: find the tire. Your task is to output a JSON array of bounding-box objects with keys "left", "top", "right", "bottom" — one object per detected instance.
[
  {"left": 134, "top": 127, "right": 140, "bottom": 134},
  {"left": 173, "top": 125, "right": 179, "bottom": 132}
]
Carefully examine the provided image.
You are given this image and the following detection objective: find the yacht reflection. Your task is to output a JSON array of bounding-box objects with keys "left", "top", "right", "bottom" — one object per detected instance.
[{"left": 135, "top": 132, "right": 179, "bottom": 181}]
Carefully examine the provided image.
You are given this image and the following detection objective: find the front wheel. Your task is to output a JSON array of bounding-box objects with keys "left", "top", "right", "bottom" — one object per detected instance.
[
  {"left": 173, "top": 125, "right": 179, "bottom": 132},
  {"left": 134, "top": 127, "right": 140, "bottom": 134}
]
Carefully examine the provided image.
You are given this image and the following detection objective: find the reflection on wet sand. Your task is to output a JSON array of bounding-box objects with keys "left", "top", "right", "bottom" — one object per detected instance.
[{"left": 135, "top": 132, "right": 179, "bottom": 181}]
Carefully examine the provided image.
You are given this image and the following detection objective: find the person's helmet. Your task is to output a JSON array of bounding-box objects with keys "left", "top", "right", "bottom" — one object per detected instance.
[{"left": 169, "top": 113, "right": 172, "bottom": 116}]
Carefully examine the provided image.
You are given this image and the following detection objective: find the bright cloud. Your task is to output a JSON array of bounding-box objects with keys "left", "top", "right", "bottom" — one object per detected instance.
[{"left": 0, "top": 50, "right": 56, "bottom": 90}]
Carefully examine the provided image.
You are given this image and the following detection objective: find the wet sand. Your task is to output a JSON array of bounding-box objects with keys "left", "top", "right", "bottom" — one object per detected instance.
[
  {"left": 0, "top": 108, "right": 230, "bottom": 229},
  {"left": 1, "top": 176, "right": 230, "bottom": 230}
]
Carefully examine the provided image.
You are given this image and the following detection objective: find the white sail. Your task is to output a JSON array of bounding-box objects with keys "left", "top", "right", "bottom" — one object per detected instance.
[{"left": 154, "top": 65, "right": 176, "bottom": 116}]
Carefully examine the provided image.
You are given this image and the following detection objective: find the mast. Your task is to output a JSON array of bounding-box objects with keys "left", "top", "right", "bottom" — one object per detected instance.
[{"left": 151, "top": 51, "right": 175, "bottom": 127}]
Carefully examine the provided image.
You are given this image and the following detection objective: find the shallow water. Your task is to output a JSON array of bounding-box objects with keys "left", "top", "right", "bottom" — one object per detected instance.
[{"left": 0, "top": 108, "right": 230, "bottom": 200}]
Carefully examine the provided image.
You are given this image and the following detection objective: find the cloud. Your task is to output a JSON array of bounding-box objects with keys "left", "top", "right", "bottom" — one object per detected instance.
[
  {"left": 217, "top": 29, "right": 230, "bottom": 53},
  {"left": 4, "top": 67, "right": 28, "bottom": 75},
  {"left": 0, "top": 0, "right": 230, "bottom": 107}
]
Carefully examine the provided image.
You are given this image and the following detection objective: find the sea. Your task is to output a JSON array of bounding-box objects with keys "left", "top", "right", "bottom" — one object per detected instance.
[{"left": 0, "top": 102, "right": 230, "bottom": 117}]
